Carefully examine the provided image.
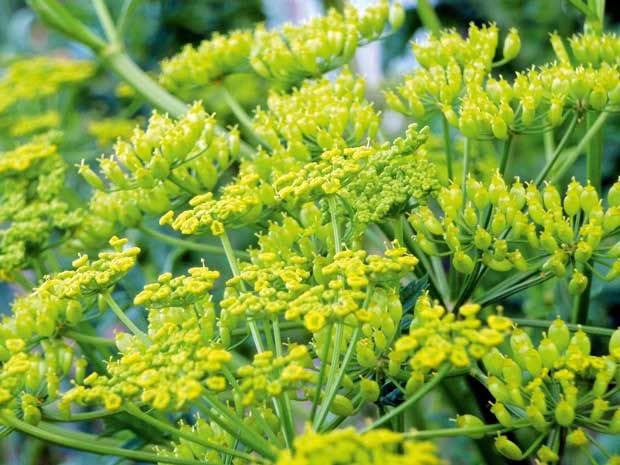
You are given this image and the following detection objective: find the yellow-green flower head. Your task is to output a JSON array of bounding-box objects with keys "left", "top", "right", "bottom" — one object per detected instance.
[
  {"left": 1, "top": 142, "right": 83, "bottom": 279},
  {"left": 276, "top": 427, "right": 440, "bottom": 465},
  {"left": 409, "top": 175, "right": 620, "bottom": 296},
  {"left": 253, "top": 68, "right": 379, "bottom": 157},
  {"left": 160, "top": 30, "right": 253, "bottom": 94},
  {"left": 88, "top": 117, "right": 140, "bottom": 147},
  {"left": 134, "top": 266, "right": 220, "bottom": 309},
  {"left": 563, "top": 31, "right": 620, "bottom": 67},
  {"left": 251, "top": 1, "right": 391, "bottom": 89},
  {"left": 390, "top": 295, "right": 509, "bottom": 377},
  {"left": 0, "top": 56, "right": 94, "bottom": 114},
  {"left": 66, "top": 295, "right": 230, "bottom": 412},
  {"left": 236, "top": 345, "right": 313, "bottom": 407},
  {"left": 9, "top": 111, "right": 61, "bottom": 138},
  {"left": 483, "top": 318, "right": 618, "bottom": 434},
  {"left": 162, "top": 171, "right": 276, "bottom": 236}
]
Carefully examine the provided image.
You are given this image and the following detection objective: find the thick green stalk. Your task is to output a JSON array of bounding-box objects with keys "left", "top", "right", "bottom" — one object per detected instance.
[
  {"left": 572, "top": 110, "right": 604, "bottom": 325},
  {"left": 310, "top": 323, "right": 334, "bottom": 422},
  {"left": 103, "top": 291, "right": 150, "bottom": 346},
  {"left": 138, "top": 225, "right": 250, "bottom": 259},
  {"left": 64, "top": 329, "right": 117, "bottom": 347},
  {"left": 362, "top": 364, "right": 450, "bottom": 431},
  {"left": 92, "top": 0, "right": 119, "bottom": 45},
  {"left": 272, "top": 316, "right": 296, "bottom": 445},
  {"left": 312, "top": 322, "right": 344, "bottom": 430},
  {"left": 417, "top": 0, "right": 441, "bottom": 35},
  {"left": 0, "top": 413, "right": 206, "bottom": 465},
  {"left": 405, "top": 420, "right": 529, "bottom": 439},
  {"left": 328, "top": 196, "right": 342, "bottom": 253}
]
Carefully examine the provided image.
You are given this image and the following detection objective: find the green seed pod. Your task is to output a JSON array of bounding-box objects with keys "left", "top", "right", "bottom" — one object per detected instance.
[
  {"left": 610, "top": 408, "right": 620, "bottom": 434},
  {"left": 592, "top": 372, "right": 611, "bottom": 398},
  {"left": 74, "top": 358, "right": 87, "bottom": 385},
  {"left": 568, "top": 271, "right": 588, "bottom": 296},
  {"left": 537, "top": 445, "right": 559, "bottom": 463},
  {"left": 78, "top": 162, "right": 106, "bottom": 191},
  {"left": 608, "top": 179, "right": 620, "bottom": 207},
  {"left": 554, "top": 400, "right": 575, "bottom": 426},
  {"left": 388, "top": 3, "right": 405, "bottom": 30},
  {"left": 538, "top": 337, "right": 559, "bottom": 369},
  {"left": 490, "top": 402, "right": 512, "bottom": 427},
  {"left": 405, "top": 371, "right": 424, "bottom": 397},
  {"left": 482, "top": 348, "right": 504, "bottom": 377},
  {"left": 523, "top": 348, "right": 542, "bottom": 377},
  {"left": 487, "top": 376, "right": 510, "bottom": 403},
  {"left": 526, "top": 405, "right": 547, "bottom": 432},
  {"left": 549, "top": 318, "right": 570, "bottom": 353},
  {"left": 65, "top": 300, "right": 83, "bottom": 325},
  {"left": 359, "top": 378, "right": 380, "bottom": 402},
  {"left": 23, "top": 405, "right": 42, "bottom": 426},
  {"left": 610, "top": 328, "right": 620, "bottom": 360},
  {"left": 591, "top": 398, "right": 608, "bottom": 422},
  {"left": 455, "top": 414, "right": 485, "bottom": 438},
  {"left": 569, "top": 329, "right": 591, "bottom": 356},
  {"left": 329, "top": 394, "right": 354, "bottom": 416},
  {"left": 453, "top": 250, "right": 474, "bottom": 274},
  {"left": 502, "top": 28, "right": 521, "bottom": 61},
  {"left": 495, "top": 435, "right": 523, "bottom": 460},
  {"left": 502, "top": 358, "right": 523, "bottom": 386}
]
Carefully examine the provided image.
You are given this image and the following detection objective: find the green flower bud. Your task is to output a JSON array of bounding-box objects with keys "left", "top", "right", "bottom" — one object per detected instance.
[
  {"left": 610, "top": 328, "right": 620, "bottom": 360},
  {"left": 555, "top": 400, "right": 575, "bottom": 426},
  {"left": 455, "top": 414, "right": 485, "bottom": 438},
  {"left": 608, "top": 178, "right": 620, "bottom": 207},
  {"left": 483, "top": 348, "right": 504, "bottom": 377},
  {"left": 487, "top": 376, "right": 510, "bottom": 403},
  {"left": 495, "top": 435, "right": 522, "bottom": 460},
  {"left": 569, "top": 329, "right": 591, "bottom": 355},
  {"left": 526, "top": 405, "right": 547, "bottom": 432},
  {"left": 538, "top": 337, "right": 559, "bottom": 368},
  {"left": 359, "top": 378, "right": 380, "bottom": 402},
  {"left": 388, "top": 3, "right": 405, "bottom": 31},
  {"left": 329, "top": 394, "right": 354, "bottom": 416},
  {"left": 568, "top": 271, "right": 588, "bottom": 296},
  {"left": 491, "top": 402, "right": 513, "bottom": 427},
  {"left": 549, "top": 318, "right": 570, "bottom": 353},
  {"left": 537, "top": 445, "right": 559, "bottom": 463},
  {"left": 502, "top": 28, "right": 521, "bottom": 61},
  {"left": 453, "top": 250, "right": 474, "bottom": 274}
]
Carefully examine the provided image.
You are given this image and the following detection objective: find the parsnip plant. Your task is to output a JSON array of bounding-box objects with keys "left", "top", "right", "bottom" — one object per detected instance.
[{"left": 1, "top": 0, "right": 619, "bottom": 464}]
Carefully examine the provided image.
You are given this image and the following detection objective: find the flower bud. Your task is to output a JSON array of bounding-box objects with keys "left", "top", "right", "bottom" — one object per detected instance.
[
  {"left": 360, "top": 378, "right": 380, "bottom": 402},
  {"left": 549, "top": 318, "right": 570, "bottom": 353},
  {"left": 554, "top": 400, "right": 575, "bottom": 426},
  {"left": 455, "top": 414, "right": 485, "bottom": 438},
  {"left": 569, "top": 329, "right": 591, "bottom": 355},
  {"left": 388, "top": 3, "right": 405, "bottom": 31},
  {"left": 495, "top": 435, "right": 522, "bottom": 460},
  {"left": 610, "top": 328, "right": 620, "bottom": 360},
  {"left": 502, "top": 28, "right": 521, "bottom": 61},
  {"left": 453, "top": 250, "right": 474, "bottom": 274},
  {"left": 568, "top": 271, "right": 588, "bottom": 296},
  {"left": 608, "top": 178, "right": 620, "bottom": 207},
  {"left": 491, "top": 402, "right": 513, "bottom": 427}
]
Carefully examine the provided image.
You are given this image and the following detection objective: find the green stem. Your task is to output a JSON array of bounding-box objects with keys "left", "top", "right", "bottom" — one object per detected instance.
[
  {"left": 416, "top": 0, "right": 441, "bottom": 35},
  {"left": 230, "top": 321, "right": 303, "bottom": 336},
  {"left": 219, "top": 229, "right": 243, "bottom": 277},
  {"left": 272, "top": 316, "right": 296, "bottom": 445},
  {"left": 312, "top": 322, "right": 344, "bottom": 430},
  {"left": 498, "top": 135, "right": 514, "bottom": 179},
  {"left": 138, "top": 225, "right": 250, "bottom": 259},
  {"left": 124, "top": 403, "right": 262, "bottom": 463},
  {"left": 310, "top": 323, "right": 334, "bottom": 423},
  {"left": 117, "top": 0, "right": 141, "bottom": 36},
  {"left": 64, "top": 329, "right": 116, "bottom": 347},
  {"left": 404, "top": 420, "right": 529, "bottom": 439},
  {"left": 103, "top": 291, "right": 150, "bottom": 346},
  {"left": 314, "top": 326, "right": 360, "bottom": 430},
  {"left": 442, "top": 114, "right": 453, "bottom": 181},
  {"left": 549, "top": 112, "right": 609, "bottom": 183},
  {"left": 362, "top": 364, "right": 450, "bottom": 432},
  {"left": 461, "top": 137, "right": 469, "bottom": 206},
  {"left": 328, "top": 196, "right": 342, "bottom": 253},
  {"left": 0, "top": 413, "right": 207, "bottom": 465},
  {"left": 10, "top": 271, "right": 35, "bottom": 291},
  {"left": 511, "top": 318, "right": 615, "bottom": 337},
  {"left": 534, "top": 113, "right": 578, "bottom": 187},
  {"left": 92, "top": 0, "right": 119, "bottom": 45},
  {"left": 41, "top": 408, "right": 118, "bottom": 422},
  {"left": 221, "top": 88, "right": 268, "bottom": 148}
]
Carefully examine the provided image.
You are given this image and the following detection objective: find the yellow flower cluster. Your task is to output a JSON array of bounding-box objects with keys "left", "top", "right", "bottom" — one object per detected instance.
[
  {"left": 1, "top": 142, "right": 82, "bottom": 279},
  {"left": 236, "top": 345, "right": 313, "bottom": 407},
  {"left": 134, "top": 267, "right": 220, "bottom": 309},
  {"left": 0, "top": 56, "right": 94, "bottom": 114},
  {"left": 64, "top": 297, "right": 231, "bottom": 412},
  {"left": 390, "top": 295, "right": 511, "bottom": 387},
  {"left": 276, "top": 427, "right": 439, "bottom": 465},
  {"left": 9, "top": 111, "right": 61, "bottom": 138},
  {"left": 285, "top": 247, "right": 417, "bottom": 333},
  {"left": 553, "top": 31, "right": 620, "bottom": 66},
  {"left": 162, "top": 172, "right": 276, "bottom": 236},
  {"left": 481, "top": 319, "right": 619, "bottom": 458},
  {"left": 253, "top": 68, "right": 380, "bottom": 156}
]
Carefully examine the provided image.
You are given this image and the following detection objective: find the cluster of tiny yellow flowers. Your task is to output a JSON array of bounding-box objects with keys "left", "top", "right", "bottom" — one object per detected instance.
[
  {"left": 64, "top": 265, "right": 229, "bottom": 413},
  {"left": 478, "top": 320, "right": 620, "bottom": 460},
  {"left": 556, "top": 31, "right": 620, "bottom": 67},
  {"left": 253, "top": 68, "right": 380, "bottom": 156},
  {"left": 409, "top": 174, "right": 620, "bottom": 295},
  {"left": 389, "top": 295, "right": 510, "bottom": 390},
  {"left": 276, "top": 427, "right": 439, "bottom": 465},
  {"left": 0, "top": 56, "right": 94, "bottom": 114},
  {"left": 0, "top": 141, "right": 82, "bottom": 280},
  {"left": 9, "top": 111, "right": 61, "bottom": 138},
  {"left": 87, "top": 117, "right": 140, "bottom": 147}
]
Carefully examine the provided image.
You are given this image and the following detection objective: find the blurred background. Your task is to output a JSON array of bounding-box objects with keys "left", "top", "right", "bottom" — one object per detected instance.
[{"left": 1, "top": 1, "right": 619, "bottom": 464}]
